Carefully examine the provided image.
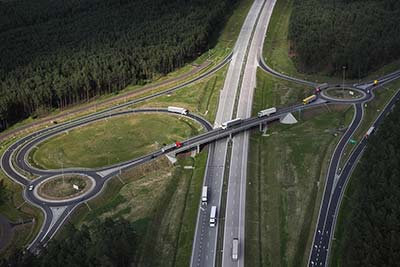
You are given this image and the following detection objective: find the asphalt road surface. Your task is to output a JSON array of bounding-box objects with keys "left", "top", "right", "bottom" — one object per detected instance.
[
  {"left": 222, "top": 1, "right": 276, "bottom": 266},
  {"left": 191, "top": 1, "right": 269, "bottom": 266}
]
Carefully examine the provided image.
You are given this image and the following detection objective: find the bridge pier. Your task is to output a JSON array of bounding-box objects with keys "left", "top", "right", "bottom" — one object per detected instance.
[
  {"left": 280, "top": 112, "right": 298, "bottom": 124},
  {"left": 166, "top": 153, "right": 177, "bottom": 164},
  {"left": 259, "top": 122, "right": 268, "bottom": 134}
]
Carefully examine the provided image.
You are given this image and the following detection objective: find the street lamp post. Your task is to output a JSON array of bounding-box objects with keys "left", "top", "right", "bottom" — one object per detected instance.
[{"left": 342, "top": 66, "right": 346, "bottom": 93}]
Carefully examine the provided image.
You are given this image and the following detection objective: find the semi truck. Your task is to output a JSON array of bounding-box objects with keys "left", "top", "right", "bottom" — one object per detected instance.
[
  {"left": 232, "top": 238, "right": 239, "bottom": 261},
  {"left": 221, "top": 118, "right": 241, "bottom": 129},
  {"left": 201, "top": 186, "right": 208, "bottom": 204},
  {"left": 161, "top": 141, "right": 183, "bottom": 152},
  {"left": 210, "top": 206, "right": 217, "bottom": 227},
  {"left": 168, "top": 106, "right": 188, "bottom": 115},
  {"left": 365, "top": 126, "right": 375, "bottom": 138},
  {"left": 302, "top": 94, "right": 317, "bottom": 105},
  {"left": 257, "top": 107, "right": 276, "bottom": 117}
]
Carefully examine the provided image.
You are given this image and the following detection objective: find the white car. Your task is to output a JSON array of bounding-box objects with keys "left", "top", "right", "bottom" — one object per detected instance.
[{"left": 28, "top": 185, "right": 34, "bottom": 191}]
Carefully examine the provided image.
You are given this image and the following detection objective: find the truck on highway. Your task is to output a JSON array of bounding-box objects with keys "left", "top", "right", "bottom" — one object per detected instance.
[
  {"left": 201, "top": 186, "right": 208, "bottom": 204},
  {"left": 302, "top": 94, "right": 317, "bottom": 105},
  {"left": 221, "top": 118, "right": 241, "bottom": 129},
  {"left": 365, "top": 126, "right": 375, "bottom": 138},
  {"left": 168, "top": 106, "right": 188, "bottom": 115},
  {"left": 210, "top": 206, "right": 217, "bottom": 227},
  {"left": 232, "top": 238, "right": 239, "bottom": 261},
  {"left": 257, "top": 107, "right": 276, "bottom": 117}
]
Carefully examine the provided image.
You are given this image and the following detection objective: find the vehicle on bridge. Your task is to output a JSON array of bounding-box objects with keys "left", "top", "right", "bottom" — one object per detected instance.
[
  {"left": 365, "top": 126, "right": 375, "bottom": 138},
  {"left": 232, "top": 238, "right": 239, "bottom": 261},
  {"left": 257, "top": 107, "right": 276, "bottom": 117},
  {"left": 168, "top": 106, "right": 188, "bottom": 115},
  {"left": 210, "top": 206, "right": 217, "bottom": 227},
  {"left": 302, "top": 95, "right": 317, "bottom": 105},
  {"left": 175, "top": 141, "right": 183, "bottom": 148},
  {"left": 373, "top": 80, "right": 379, "bottom": 86},
  {"left": 161, "top": 141, "right": 182, "bottom": 152},
  {"left": 316, "top": 83, "right": 329, "bottom": 92},
  {"left": 221, "top": 118, "right": 241, "bottom": 129},
  {"left": 201, "top": 186, "right": 208, "bottom": 204}
]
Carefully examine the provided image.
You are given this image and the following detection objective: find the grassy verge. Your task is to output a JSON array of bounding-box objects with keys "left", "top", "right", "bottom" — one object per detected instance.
[
  {"left": 245, "top": 69, "right": 354, "bottom": 266},
  {"left": 61, "top": 152, "right": 207, "bottom": 267},
  {"left": 263, "top": 0, "right": 400, "bottom": 84},
  {"left": 254, "top": 68, "right": 313, "bottom": 109},
  {"left": 31, "top": 113, "right": 203, "bottom": 169},
  {"left": 338, "top": 79, "right": 400, "bottom": 169},
  {"left": 133, "top": 65, "right": 228, "bottom": 124},
  {"left": 0, "top": 171, "right": 43, "bottom": 259}
]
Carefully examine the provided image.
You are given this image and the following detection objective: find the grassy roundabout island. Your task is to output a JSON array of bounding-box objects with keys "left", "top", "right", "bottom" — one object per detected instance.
[
  {"left": 30, "top": 113, "right": 204, "bottom": 169},
  {"left": 38, "top": 175, "right": 93, "bottom": 200},
  {"left": 324, "top": 88, "right": 363, "bottom": 100}
]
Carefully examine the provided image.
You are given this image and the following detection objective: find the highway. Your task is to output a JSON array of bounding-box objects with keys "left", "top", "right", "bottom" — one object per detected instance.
[
  {"left": 222, "top": 1, "right": 276, "bottom": 266},
  {"left": 191, "top": 1, "right": 269, "bottom": 266}
]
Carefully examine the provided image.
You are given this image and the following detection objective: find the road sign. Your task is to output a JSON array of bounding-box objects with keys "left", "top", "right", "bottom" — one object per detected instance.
[{"left": 349, "top": 139, "right": 357, "bottom": 144}]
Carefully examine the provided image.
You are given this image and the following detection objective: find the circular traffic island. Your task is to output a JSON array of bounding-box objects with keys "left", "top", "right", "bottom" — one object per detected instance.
[
  {"left": 324, "top": 88, "right": 364, "bottom": 100},
  {"left": 37, "top": 174, "right": 94, "bottom": 201}
]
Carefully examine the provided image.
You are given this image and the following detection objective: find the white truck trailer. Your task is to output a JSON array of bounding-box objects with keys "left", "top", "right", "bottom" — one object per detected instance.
[
  {"left": 365, "top": 126, "right": 375, "bottom": 138},
  {"left": 210, "top": 206, "right": 217, "bottom": 227},
  {"left": 257, "top": 107, "right": 277, "bottom": 117},
  {"left": 167, "top": 106, "right": 188, "bottom": 115},
  {"left": 201, "top": 186, "right": 208, "bottom": 204},
  {"left": 221, "top": 118, "right": 241, "bottom": 130},
  {"left": 232, "top": 238, "right": 239, "bottom": 261}
]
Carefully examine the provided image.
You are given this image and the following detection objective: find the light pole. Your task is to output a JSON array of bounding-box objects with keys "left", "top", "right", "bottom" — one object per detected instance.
[{"left": 342, "top": 66, "right": 346, "bottom": 93}]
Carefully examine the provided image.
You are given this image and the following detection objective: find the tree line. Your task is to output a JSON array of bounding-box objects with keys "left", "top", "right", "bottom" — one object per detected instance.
[
  {"left": 288, "top": 0, "right": 400, "bottom": 78},
  {"left": 0, "top": 0, "right": 238, "bottom": 131},
  {"left": 339, "top": 102, "right": 400, "bottom": 265},
  {"left": 2, "top": 218, "right": 137, "bottom": 267}
]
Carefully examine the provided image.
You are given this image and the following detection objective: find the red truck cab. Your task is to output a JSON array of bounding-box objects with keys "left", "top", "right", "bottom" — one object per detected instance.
[{"left": 175, "top": 141, "right": 183, "bottom": 148}]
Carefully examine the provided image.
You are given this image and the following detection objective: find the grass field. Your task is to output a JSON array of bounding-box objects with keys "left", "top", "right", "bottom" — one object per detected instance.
[
  {"left": 245, "top": 68, "right": 354, "bottom": 266},
  {"left": 134, "top": 65, "right": 228, "bottom": 123},
  {"left": 254, "top": 68, "right": 314, "bottom": 109},
  {"left": 64, "top": 152, "right": 207, "bottom": 267},
  {"left": 31, "top": 113, "right": 204, "bottom": 169}
]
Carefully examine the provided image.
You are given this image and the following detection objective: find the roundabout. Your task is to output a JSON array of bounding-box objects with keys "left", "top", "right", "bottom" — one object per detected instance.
[{"left": 35, "top": 174, "right": 95, "bottom": 202}]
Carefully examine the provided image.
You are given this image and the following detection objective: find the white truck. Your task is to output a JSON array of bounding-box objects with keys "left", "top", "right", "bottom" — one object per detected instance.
[
  {"left": 210, "top": 206, "right": 217, "bottom": 227},
  {"left": 257, "top": 107, "right": 276, "bottom": 117},
  {"left": 221, "top": 118, "right": 241, "bottom": 130},
  {"left": 365, "top": 126, "right": 375, "bottom": 138},
  {"left": 168, "top": 106, "right": 188, "bottom": 115},
  {"left": 201, "top": 186, "right": 208, "bottom": 204},
  {"left": 232, "top": 238, "right": 239, "bottom": 261}
]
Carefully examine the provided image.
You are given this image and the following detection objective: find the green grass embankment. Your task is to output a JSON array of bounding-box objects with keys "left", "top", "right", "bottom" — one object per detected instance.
[
  {"left": 31, "top": 113, "right": 203, "bottom": 169},
  {"left": 245, "top": 68, "right": 354, "bottom": 266}
]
